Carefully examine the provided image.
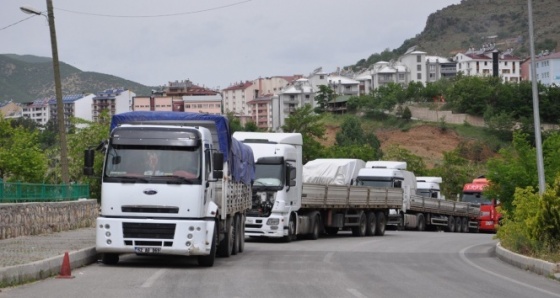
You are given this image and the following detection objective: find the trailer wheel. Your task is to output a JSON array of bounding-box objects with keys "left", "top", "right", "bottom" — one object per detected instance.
[
  {"left": 198, "top": 220, "right": 218, "bottom": 267},
  {"left": 217, "top": 216, "right": 233, "bottom": 257},
  {"left": 448, "top": 216, "right": 455, "bottom": 232},
  {"left": 352, "top": 212, "right": 367, "bottom": 237},
  {"left": 309, "top": 215, "right": 321, "bottom": 240},
  {"left": 374, "top": 211, "right": 386, "bottom": 236},
  {"left": 101, "top": 253, "right": 119, "bottom": 265},
  {"left": 365, "top": 212, "right": 377, "bottom": 236},
  {"left": 239, "top": 214, "right": 245, "bottom": 252},
  {"left": 417, "top": 214, "right": 426, "bottom": 231},
  {"left": 461, "top": 217, "right": 469, "bottom": 233},
  {"left": 455, "top": 217, "right": 462, "bottom": 233},
  {"left": 231, "top": 214, "right": 240, "bottom": 255}
]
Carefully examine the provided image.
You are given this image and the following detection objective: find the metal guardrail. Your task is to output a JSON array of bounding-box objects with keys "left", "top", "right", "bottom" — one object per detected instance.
[{"left": 0, "top": 182, "right": 90, "bottom": 203}]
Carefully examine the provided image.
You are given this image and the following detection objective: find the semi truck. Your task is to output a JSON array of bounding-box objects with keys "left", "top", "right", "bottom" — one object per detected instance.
[
  {"left": 83, "top": 111, "right": 255, "bottom": 267},
  {"left": 232, "top": 132, "right": 401, "bottom": 240},
  {"left": 461, "top": 176, "right": 501, "bottom": 233},
  {"left": 359, "top": 162, "right": 480, "bottom": 232}
]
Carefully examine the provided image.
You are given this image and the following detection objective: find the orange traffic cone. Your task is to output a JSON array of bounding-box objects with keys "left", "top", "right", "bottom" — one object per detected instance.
[{"left": 56, "top": 252, "right": 75, "bottom": 279}]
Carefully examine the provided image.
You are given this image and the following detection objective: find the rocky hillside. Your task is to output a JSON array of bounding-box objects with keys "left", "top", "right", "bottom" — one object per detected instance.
[{"left": 0, "top": 54, "right": 153, "bottom": 103}]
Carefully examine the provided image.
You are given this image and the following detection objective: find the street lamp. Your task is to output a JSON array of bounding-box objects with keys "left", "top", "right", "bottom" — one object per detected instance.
[{"left": 21, "top": 1, "right": 69, "bottom": 184}]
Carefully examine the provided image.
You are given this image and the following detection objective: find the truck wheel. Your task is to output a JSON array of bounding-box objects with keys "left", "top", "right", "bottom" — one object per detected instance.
[
  {"left": 365, "top": 212, "right": 377, "bottom": 236},
  {"left": 309, "top": 215, "right": 321, "bottom": 240},
  {"left": 352, "top": 212, "right": 367, "bottom": 237},
  {"left": 448, "top": 216, "right": 455, "bottom": 232},
  {"left": 417, "top": 214, "right": 426, "bottom": 231},
  {"left": 231, "top": 214, "right": 240, "bottom": 255},
  {"left": 455, "top": 217, "right": 462, "bottom": 233},
  {"left": 239, "top": 214, "right": 245, "bottom": 252},
  {"left": 101, "top": 253, "right": 119, "bottom": 265},
  {"left": 217, "top": 217, "right": 233, "bottom": 257},
  {"left": 198, "top": 220, "right": 218, "bottom": 267},
  {"left": 283, "top": 214, "right": 297, "bottom": 242},
  {"left": 462, "top": 218, "right": 469, "bottom": 233},
  {"left": 374, "top": 211, "right": 386, "bottom": 236}
]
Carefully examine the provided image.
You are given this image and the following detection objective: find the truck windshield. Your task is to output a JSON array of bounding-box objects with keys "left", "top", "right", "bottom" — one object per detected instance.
[
  {"left": 462, "top": 192, "right": 490, "bottom": 204},
  {"left": 253, "top": 164, "right": 283, "bottom": 188},
  {"left": 104, "top": 144, "right": 202, "bottom": 184},
  {"left": 356, "top": 179, "right": 394, "bottom": 188}
]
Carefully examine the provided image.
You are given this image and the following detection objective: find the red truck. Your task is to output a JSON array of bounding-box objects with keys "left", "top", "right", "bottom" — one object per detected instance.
[{"left": 461, "top": 176, "right": 501, "bottom": 233}]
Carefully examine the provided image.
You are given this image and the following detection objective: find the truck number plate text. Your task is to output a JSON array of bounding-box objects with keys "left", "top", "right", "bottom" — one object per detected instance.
[{"left": 135, "top": 247, "right": 161, "bottom": 254}]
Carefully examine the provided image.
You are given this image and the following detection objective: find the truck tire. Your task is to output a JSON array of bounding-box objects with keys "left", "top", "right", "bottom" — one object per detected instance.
[
  {"left": 239, "top": 214, "right": 245, "bottom": 252},
  {"left": 198, "top": 220, "right": 218, "bottom": 267},
  {"left": 417, "top": 214, "right": 426, "bottom": 231},
  {"left": 101, "top": 253, "right": 119, "bottom": 265},
  {"left": 365, "top": 212, "right": 377, "bottom": 236},
  {"left": 309, "top": 215, "right": 321, "bottom": 240},
  {"left": 352, "top": 212, "right": 367, "bottom": 237},
  {"left": 374, "top": 211, "right": 386, "bottom": 236},
  {"left": 455, "top": 217, "right": 462, "bottom": 233},
  {"left": 231, "top": 214, "right": 240, "bottom": 255},
  {"left": 217, "top": 217, "right": 233, "bottom": 257},
  {"left": 283, "top": 214, "right": 296, "bottom": 242},
  {"left": 448, "top": 216, "right": 455, "bottom": 232},
  {"left": 462, "top": 217, "right": 469, "bottom": 233}
]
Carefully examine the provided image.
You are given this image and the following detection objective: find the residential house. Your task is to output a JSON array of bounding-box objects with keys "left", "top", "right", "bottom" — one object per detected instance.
[
  {"left": 525, "top": 50, "right": 560, "bottom": 86},
  {"left": 0, "top": 101, "right": 22, "bottom": 120},
  {"left": 22, "top": 98, "right": 51, "bottom": 126},
  {"left": 92, "top": 88, "right": 135, "bottom": 122},
  {"left": 454, "top": 44, "right": 522, "bottom": 82},
  {"left": 49, "top": 93, "right": 95, "bottom": 130}
]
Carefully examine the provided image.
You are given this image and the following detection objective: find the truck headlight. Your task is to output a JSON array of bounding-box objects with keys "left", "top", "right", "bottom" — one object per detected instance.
[{"left": 267, "top": 218, "right": 280, "bottom": 225}]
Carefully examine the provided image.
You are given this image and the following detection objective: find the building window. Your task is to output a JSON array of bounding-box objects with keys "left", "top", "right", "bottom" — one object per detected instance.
[
  {"left": 417, "top": 65, "right": 422, "bottom": 71},
  {"left": 417, "top": 55, "right": 421, "bottom": 63},
  {"left": 417, "top": 73, "right": 422, "bottom": 80}
]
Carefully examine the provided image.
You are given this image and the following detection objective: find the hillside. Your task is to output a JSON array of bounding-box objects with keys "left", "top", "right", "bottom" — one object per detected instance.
[
  {"left": 0, "top": 54, "right": 153, "bottom": 103},
  {"left": 352, "top": 0, "right": 560, "bottom": 69}
]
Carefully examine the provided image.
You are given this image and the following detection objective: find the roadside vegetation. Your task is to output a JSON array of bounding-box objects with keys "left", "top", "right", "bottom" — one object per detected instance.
[{"left": 0, "top": 75, "right": 559, "bottom": 262}]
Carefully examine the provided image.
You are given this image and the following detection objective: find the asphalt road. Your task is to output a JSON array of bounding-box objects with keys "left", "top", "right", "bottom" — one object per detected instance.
[{"left": 1, "top": 230, "right": 559, "bottom": 298}]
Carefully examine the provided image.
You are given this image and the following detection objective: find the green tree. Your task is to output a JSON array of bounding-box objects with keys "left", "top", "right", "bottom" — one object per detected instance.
[
  {"left": 225, "top": 111, "right": 243, "bottom": 133},
  {"left": 0, "top": 116, "right": 47, "bottom": 182},
  {"left": 402, "top": 106, "right": 412, "bottom": 121},
  {"left": 243, "top": 121, "right": 260, "bottom": 132},
  {"left": 282, "top": 104, "right": 325, "bottom": 163},
  {"left": 430, "top": 150, "right": 484, "bottom": 201},
  {"left": 335, "top": 116, "right": 381, "bottom": 159},
  {"left": 314, "top": 85, "right": 335, "bottom": 113}
]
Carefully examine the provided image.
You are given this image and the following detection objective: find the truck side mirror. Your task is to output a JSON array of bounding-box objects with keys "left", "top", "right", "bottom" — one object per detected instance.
[
  {"left": 213, "top": 152, "right": 224, "bottom": 171},
  {"left": 83, "top": 149, "right": 95, "bottom": 176}
]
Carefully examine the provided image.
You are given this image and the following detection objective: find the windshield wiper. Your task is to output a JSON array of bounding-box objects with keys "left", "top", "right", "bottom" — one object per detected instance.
[
  {"left": 162, "top": 175, "right": 195, "bottom": 184},
  {"left": 114, "top": 176, "right": 149, "bottom": 183}
]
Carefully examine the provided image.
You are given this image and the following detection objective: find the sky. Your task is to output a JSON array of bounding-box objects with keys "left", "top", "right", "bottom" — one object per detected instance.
[{"left": 1, "top": 0, "right": 461, "bottom": 90}]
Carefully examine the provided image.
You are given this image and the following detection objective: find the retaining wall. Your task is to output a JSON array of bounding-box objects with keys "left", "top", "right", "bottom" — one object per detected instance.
[{"left": 0, "top": 199, "right": 98, "bottom": 240}]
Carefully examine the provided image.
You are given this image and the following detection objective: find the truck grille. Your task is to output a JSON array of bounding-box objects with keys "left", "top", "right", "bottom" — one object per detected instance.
[{"left": 122, "top": 222, "right": 176, "bottom": 239}]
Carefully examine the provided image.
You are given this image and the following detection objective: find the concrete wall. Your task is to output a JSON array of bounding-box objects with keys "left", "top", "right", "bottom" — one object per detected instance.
[
  {"left": 407, "top": 105, "right": 486, "bottom": 127},
  {"left": 0, "top": 199, "right": 98, "bottom": 240}
]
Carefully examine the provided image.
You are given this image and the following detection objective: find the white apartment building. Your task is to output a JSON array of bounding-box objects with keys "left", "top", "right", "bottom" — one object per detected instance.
[
  {"left": 454, "top": 45, "right": 522, "bottom": 82},
  {"left": 399, "top": 50, "right": 427, "bottom": 85},
  {"left": 530, "top": 51, "right": 560, "bottom": 86},
  {"left": 92, "top": 89, "right": 135, "bottom": 122},
  {"left": 22, "top": 98, "right": 51, "bottom": 126},
  {"left": 49, "top": 94, "right": 95, "bottom": 130},
  {"left": 272, "top": 78, "right": 315, "bottom": 131},
  {"left": 425, "top": 55, "right": 457, "bottom": 83}
]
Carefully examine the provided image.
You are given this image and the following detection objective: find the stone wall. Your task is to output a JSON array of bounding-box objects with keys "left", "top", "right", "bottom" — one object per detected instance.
[
  {"left": 0, "top": 199, "right": 98, "bottom": 240},
  {"left": 407, "top": 105, "right": 486, "bottom": 127}
]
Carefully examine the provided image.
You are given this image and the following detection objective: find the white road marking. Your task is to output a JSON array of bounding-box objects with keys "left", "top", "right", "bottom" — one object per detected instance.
[
  {"left": 141, "top": 269, "right": 167, "bottom": 288},
  {"left": 347, "top": 288, "right": 368, "bottom": 298},
  {"left": 460, "top": 244, "right": 560, "bottom": 297}
]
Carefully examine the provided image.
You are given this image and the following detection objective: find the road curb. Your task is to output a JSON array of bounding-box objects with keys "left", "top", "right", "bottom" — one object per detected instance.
[
  {"left": 496, "top": 242, "right": 560, "bottom": 280},
  {"left": 0, "top": 247, "right": 98, "bottom": 287}
]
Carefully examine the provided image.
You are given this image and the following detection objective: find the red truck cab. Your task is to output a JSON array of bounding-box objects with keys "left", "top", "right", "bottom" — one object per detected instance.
[{"left": 461, "top": 177, "right": 501, "bottom": 233}]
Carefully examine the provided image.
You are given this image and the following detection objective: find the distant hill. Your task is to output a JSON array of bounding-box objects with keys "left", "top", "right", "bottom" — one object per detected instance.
[
  {"left": 351, "top": 0, "right": 559, "bottom": 70},
  {"left": 0, "top": 54, "right": 154, "bottom": 103}
]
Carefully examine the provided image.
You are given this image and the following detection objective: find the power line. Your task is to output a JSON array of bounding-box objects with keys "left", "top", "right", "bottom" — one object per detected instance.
[
  {"left": 55, "top": 0, "right": 252, "bottom": 18},
  {"left": 0, "top": 15, "right": 41, "bottom": 31}
]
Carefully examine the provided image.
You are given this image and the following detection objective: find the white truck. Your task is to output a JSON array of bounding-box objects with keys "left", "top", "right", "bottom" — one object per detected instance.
[
  {"left": 83, "top": 111, "right": 254, "bottom": 267},
  {"left": 232, "top": 132, "right": 302, "bottom": 241},
  {"left": 232, "top": 134, "right": 402, "bottom": 240},
  {"left": 358, "top": 161, "right": 479, "bottom": 232}
]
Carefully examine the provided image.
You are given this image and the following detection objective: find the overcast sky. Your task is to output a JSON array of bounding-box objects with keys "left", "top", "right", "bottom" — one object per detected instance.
[{"left": 1, "top": 0, "right": 460, "bottom": 90}]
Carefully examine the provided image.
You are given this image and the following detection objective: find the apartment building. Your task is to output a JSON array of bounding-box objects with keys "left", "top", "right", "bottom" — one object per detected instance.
[
  {"left": 247, "top": 94, "right": 274, "bottom": 130},
  {"left": 0, "top": 101, "right": 22, "bottom": 120},
  {"left": 525, "top": 51, "right": 560, "bottom": 86},
  {"left": 454, "top": 44, "right": 522, "bottom": 82},
  {"left": 92, "top": 88, "right": 135, "bottom": 122},
  {"left": 425, "top": 55, "right": 457, "bottom": 83},
  {"left": 49, "top": 93, "right": 95, "bottom": 130},
  {"left": 22, "top": 98, "right": 51, "bottom": 125}
]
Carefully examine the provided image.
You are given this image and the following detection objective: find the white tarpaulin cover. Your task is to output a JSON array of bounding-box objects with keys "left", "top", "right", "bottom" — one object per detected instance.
[{"left": 303, "top": 158, "right": 366, "bottom": 185}]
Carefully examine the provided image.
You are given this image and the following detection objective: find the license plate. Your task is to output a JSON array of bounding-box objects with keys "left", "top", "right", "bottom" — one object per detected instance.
[{"left": 135, "top": 247, "right": 161, "bottom": 254}]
